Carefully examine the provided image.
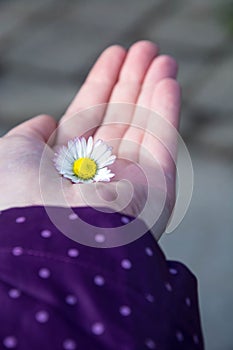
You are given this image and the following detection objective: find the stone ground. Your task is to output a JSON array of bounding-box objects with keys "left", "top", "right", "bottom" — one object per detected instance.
[{"left": 0, "top": 0, "right": 233, "bottom": 349}]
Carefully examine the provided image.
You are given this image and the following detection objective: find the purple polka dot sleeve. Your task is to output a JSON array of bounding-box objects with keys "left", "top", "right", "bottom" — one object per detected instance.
[{"left": 0, "top": 206, "right": 204, "bottom": 350}]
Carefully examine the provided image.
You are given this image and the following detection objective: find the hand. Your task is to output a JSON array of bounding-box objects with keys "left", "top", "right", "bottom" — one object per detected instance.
[{"left": 0, "top": 41, "right": 180, "bottom": 239}]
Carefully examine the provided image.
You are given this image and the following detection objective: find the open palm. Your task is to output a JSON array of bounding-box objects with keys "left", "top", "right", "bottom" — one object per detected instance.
[{"left": 0, "top": 41, "right": 180, "bottom": 239}]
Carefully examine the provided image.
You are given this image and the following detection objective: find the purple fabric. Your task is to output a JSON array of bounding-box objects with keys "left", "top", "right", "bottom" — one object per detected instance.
[{"left": 0, "top": 206, "right": 204, "bottom": 350}]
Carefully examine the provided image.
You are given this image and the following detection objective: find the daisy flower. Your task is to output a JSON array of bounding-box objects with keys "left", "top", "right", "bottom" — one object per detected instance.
[{"left": 54, "top": 136, "right": 116, "bottom": 183}]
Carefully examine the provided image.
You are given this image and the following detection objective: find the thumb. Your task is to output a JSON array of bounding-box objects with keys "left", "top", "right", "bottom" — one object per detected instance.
[{"left": 6, "top": 114, "right": 57, "bottom": 145}]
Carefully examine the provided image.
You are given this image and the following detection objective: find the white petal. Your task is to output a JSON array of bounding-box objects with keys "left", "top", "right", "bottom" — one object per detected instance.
[
  {"left": 94, "top": 139, "right": 103, "bottom": 148},
  {"left": 94, "top": 167, "right": 115, "bottom": 182},
  {"left": 54, "top": 157, "right": 65, "bottom": 171},
  {"left": 91, "top": 142, "right": 112, "bottom": 163},
  {"left": 75, "top": 138, "right": 83, "bottom": 158},
  {"left": 54, "top": 150, "right": 74, "bottom": 173},
  {"left": 61, "top": 167, "right": 74, "bottom": 175},
  {"left": 62, "top": 157, "right": 72, "bottom": 168},
  {"left": 82, "top": 178, "right": 94, "bottom": 184},
  {"left": 68, "top": 140, "right": 78, "bottom": 159},
  {"left": 86, "top": 136, "right": 94, "bottom": 156},
  {"left": 63, "top": 144, "right": 77, "bottom": 162},
  {"left": 68, "top": 140, "right": 74, "bottom": 150},
  {"left": 90, "top": 143, "right": 105, "bottom": 160},
  {"left": 64, "top": 174, "right": 80, "bottom": 183},
  {"left": 97, "top": 150, "right": 112, "bottom": 167},
  {"left": 81, "top": 137, "right": 87, "bottom": 157},
  {"left": 98, "top": 155, "right": 116, "bottom": 167},
  {"left": 55, "top": 146, "right": 67, "bottom": 160}
]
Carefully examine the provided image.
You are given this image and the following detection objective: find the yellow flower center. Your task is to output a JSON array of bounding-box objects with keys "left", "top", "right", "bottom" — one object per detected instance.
[{"left": 73, "top": 158, "right": 97, "bottom": 180}]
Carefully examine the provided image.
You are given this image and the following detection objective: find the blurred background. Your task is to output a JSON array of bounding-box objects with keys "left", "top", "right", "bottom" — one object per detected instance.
[{"left": 0, "top": 0, "right": 232, "bottom": 349}]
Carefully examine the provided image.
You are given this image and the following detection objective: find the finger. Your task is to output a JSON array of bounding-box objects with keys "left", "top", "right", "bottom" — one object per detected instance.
[
  {"left": 6, "top": 115, "right": 57, "bottom": 145},
  {"left": 109, "top": 41, "right": 159, "bottom": 102},
  {"left": 151, "top": 77, "right": 181, "bottom": 129},
  {"left": 141, "top": 78, "right": 181, "bottom": 173},
  {"left": 65, "top": 45, "right": 126, "bottom": 115},
  {"left": 137, "top": 55, "right": 178, "bottom": 107},
  {"left": 95, "top": 41, "right": 159, "bottom": 141},
  {"left": 56, "top": 45, "right": 126, "bottom": 145},
  {"left": 119, "top": 56, "right": 178, "bottom": 160}
]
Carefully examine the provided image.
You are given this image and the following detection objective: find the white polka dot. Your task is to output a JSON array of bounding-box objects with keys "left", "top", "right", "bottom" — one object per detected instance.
[
  {"left": 8, "top": 289, "right": 21, "bottom": 299},
  {"left": 69, "top": 213, "right": 78, "bottom": 220},
  {"left": 38, "top": 268, "right": 51, "bottom": 279},
  {"left": 91, "top": 322, "right": 105, "bottom": 335},
  {"left": 35, "top": 310, "right": 49, "bottom": 323},
  {"left": 176, "top": 331, "right": 184, "bottom": 342},
  {"left": 63, "top": 338, "right": 77, "bottom": 350},
  {"left": 145, "top": 247, "right": 153, "bottom": 256},
  {"left": 12, "top": 246, "right": 23, "bottom": 256},
  {"left": 193, "top": 334, "right": 199, "bottom": 344},
  {"left": 121, "top": 259, "right": 132, "bottom": 269},
  {"left": 121, "top": 216, "right": 130, "bottom": 224},
  {"left": 145, "top": 338, "right": 156, "bottom": 349},
  {"left": 94, "top": 275, "right": 105, "bottom": 286},
  {"left": 41, "top": 230, "right": 51, "bottom": 238},
  {"left": 165, "top": 282, "right": 172, "bottom": 292},
  {"left": 16, "top": 216, "right": 26, "bottom": 223},
  {"left": 185, "top": 297, "right": 191, "bottom": 307},
  {"left": 169, "top": 268, "right": 178, "bottom": 275},
  {"left": 119, "top": 305, "right": 131, "bottom": 316},
  {"left": 65, "top": 295, "right": 77, "bottom": 305},
  {"left": 3, "top": 336, "right": 17, "bottom": 348},
  {"left": 94, "top": 234, "right": 105, "bottom": 243},
  {"left": 67, "top": 248, "right": 79, "bottom": 258},
  {"left": 145, "top": 293, "right": 155, "bottom": 303}
]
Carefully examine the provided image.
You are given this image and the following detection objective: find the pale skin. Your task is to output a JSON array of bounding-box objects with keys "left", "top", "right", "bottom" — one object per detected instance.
[{"left": 0, "top": 41, "right": 180, "bottom": 239}]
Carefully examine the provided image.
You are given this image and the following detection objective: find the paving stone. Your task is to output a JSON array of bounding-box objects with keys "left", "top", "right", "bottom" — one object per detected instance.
[
  {"left": 0, "top": 0, "right": 54, "bottom": 39},
  {"left": 180, "top": 0, "right": 224, "bottom": 12},
  {"left": 195, "top": 118, "right": 233, "bottom": 151},
  {"left": 67, "top": 0, "right": 159, "bottom": 32},
  {"left": 145, "top": 6, "right": 228, "bottom": 52},
  {"left": 177, "top": 59, "right": 206, "bottom": 88},
  {"left": 4, "top": 0, "right": 159, "bottom": 75},
  {"left": 160, "top": 146, "right": 233, "bottom": 350},
  {"left": 191, "top": 56, "right": 233, "bottom": 112},
  {"left": 179, "top": 107, "right": 196, "bottom": 137},
  {"left": 3, "top": 20, "right": 112, "bottom": 75},
  {"left": 0, "top": 74, "right": 79, "bottom": 126}
]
